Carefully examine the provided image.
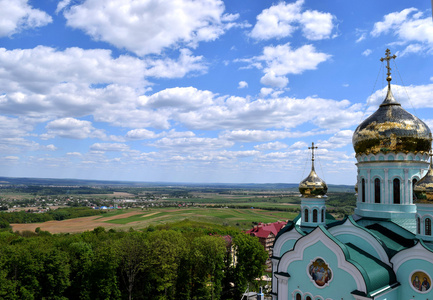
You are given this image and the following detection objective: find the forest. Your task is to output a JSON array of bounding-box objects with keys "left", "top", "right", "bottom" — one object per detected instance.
[{"left": 0, "top": 220, "right": 268, "bottom": 300}]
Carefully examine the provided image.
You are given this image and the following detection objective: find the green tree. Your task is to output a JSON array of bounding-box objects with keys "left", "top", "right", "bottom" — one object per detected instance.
[
  {"left": 230, "top": 233, "right": 268, "bottom": 297},
  {"left": 145, "top": 230, "right": 187, "bottom": 300},
  {"left": 117, "top": 232, "right": 147, "bottom": 300}
]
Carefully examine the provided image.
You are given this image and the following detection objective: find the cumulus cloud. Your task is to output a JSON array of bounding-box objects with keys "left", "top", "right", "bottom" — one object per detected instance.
[
  {"left": 238, "top": 81, "right": 248, "bottom": 89},
  {"left": 239, "top": 43, "right": 330, "bottom": 87},
  {"left": 125, "top": 129, "right": 158, "bottom": 140},
  {"left": 148, "top": 137, "right": 234, "bottom": 152},
  {"left": 0, "top": 0, "right": 52, "bottom": 37},
  {"left": 143, "top": 49, "right": 207, "bottom": 78},
  {"left": 317, "top": 130, "right": 353, "bottom": 149},
  {"left": 260, "top": 71, "right": 289, "bottom": 88},
  {"left": 90, "top": 143, "right": 130, "bottom": 152},
  {"left": 250, "top": 0, "right": 334, "bottom": 41},
  {"left": 43, "top": 118, "right": 106, "bottom": 140},
  {"left": 60, "top": 0, "right": 238, "bottom": 56},
  {"left": 371, "top": 8, "right": 433, "bottom": 54},
  {"left": 367, "top": 84, "right": 433, "bottom": 109},
  {"left": 254, "top": 141, "right": 288, "bottom": 151}
]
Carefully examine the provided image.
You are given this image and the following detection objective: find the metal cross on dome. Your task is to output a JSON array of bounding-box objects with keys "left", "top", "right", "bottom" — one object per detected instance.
[
  {"left": 308, "top": 142, "right": 318, "bottom": 162},
  {"left": 380, "top": 49, "right": 397, "bottom": 88}
]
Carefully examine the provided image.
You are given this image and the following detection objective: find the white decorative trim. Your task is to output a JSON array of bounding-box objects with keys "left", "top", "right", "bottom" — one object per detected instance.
[
  {"left": 278, "top": 227, "right": 367, "bottom": 293},
  {"left": 328, "top": 218, "right": 391, "bottom": 266},
  {"left": 391, "top": 242, "right": 433, "bottom": 271},
  {"left": 273, "top": 230, "right": 303, "bottom": 257}
]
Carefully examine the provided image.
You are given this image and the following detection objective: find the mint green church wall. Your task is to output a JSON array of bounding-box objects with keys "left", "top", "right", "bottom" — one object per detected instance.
[
  {"left": 285, "top": 240, "right": 359, "bottom": 299},
  {"left": 280, "top": 239, "right": 297, "bottom": 256},
  {"left": 395, "top": 259, "right": 433, "bottom": 300}
]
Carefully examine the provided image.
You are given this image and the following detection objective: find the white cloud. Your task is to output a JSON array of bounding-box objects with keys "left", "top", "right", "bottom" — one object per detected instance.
[
  {"left": 260, "top": 71, "right": 289, "bottom": 88},
  {"left": 0, "top": 0, "right": 52, "bottom": 37},
  {"left": 44, "top": 118, "right": 106, "bottom": 140},
  {"left": 143, "top": 49, "right": 207, "bottom": 78},
  {"left": 260, "top": 43, "right": 331, "bottom": 76},
  {"left": 362, "top": 49, "right": 372, "bottom": 56},
  {"left": 371, "top": 8, "right": 417, "bottom": 37},
  {"left": 46, "top": 144, "right": 57, "bottom": 151},
  {"left": 125, "top": 129, "right": 158, "bottom": 140},
  {"left": 238, "top": 81, "right": 248, "bottom": 89},
  {"left": 254, "top": 141, "right": 287, "bottom": 151},
  {"left": 90, "top": 143, "right": 130, "bottom": 152},
  {"left": 289, "top": 141, "right": 308, "bottom": 149},
  {"left": 249, "top": 0, "right": 334, "bottom": 41},
  {"left": 61, "top": 0, "right": 237, "bottom": 56},
  {"left": 317, "top": 130, "right": 353, "bottom": 149},
  {"left": 66, "top": 152, "right": 82, "bottom": 157},
  {"left": 367, "top": 84, "right": 433, "bottom": 109},
  {"left": 356, "top": 33, "right": 366, "bottom": 43},
  {"left": 141, "top": 87, "right": 215, "bottom": 110},
  {"left": 3, "top": 156, "right": 19, "bottom": 161},
  {"left": 299, "top": 9, "right": 334, "bottom": 41},
  {"left": 371, "top": 8, "right": 433, "bottom": 54},
  {"left": 148, "top": 137, "right": 233, "bottom": 151}
]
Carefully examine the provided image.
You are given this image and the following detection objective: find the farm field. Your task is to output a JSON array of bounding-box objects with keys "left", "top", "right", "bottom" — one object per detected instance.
[{"left": 11, "top": 207, "right": 297, "bottom": 233}]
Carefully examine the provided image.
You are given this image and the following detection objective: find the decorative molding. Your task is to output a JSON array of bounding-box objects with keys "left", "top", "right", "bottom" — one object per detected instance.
[{"left": 278, "top": 227, "right": 367, "bottom": 293}]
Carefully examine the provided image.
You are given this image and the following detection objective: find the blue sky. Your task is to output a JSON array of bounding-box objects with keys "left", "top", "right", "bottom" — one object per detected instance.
[{"left": 0, "top": 0, "right": 432, "bottom": 184}]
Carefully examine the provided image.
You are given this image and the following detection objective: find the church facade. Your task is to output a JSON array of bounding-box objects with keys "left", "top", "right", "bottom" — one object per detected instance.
[{"left": 271, "top": 50, "right": 433, "bottom": 300}]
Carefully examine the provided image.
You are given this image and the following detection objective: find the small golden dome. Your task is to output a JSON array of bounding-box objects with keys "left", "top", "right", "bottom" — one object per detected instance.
[
  {"left": 299, "top": 142, "right": 327, "bottom": 198},
  {"left": 414, "top": 155, "right": 433, "bottom": 203}
]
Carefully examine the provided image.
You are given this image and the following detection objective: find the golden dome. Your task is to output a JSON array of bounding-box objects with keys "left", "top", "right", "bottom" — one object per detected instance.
[
  {"left": 352, "top": 49, "right": 431, "bottom": 155},
  {"left": 299, "top": 142, "right": 327, "bottom": 198},
  {"left": 414, "top": 155, "right": 433, "bottom": 203}
]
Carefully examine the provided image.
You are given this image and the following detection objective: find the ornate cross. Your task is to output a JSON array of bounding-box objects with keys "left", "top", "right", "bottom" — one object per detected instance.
[
  {"left": 308, "top": 142, "right": 318, "bottom": 162},
  {"left": 380, "top": 49, "right": 397, "bottom": 88}
]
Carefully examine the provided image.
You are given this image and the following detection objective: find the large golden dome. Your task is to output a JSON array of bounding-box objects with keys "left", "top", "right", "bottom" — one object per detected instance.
[{"left": 352, "top": 49, "right": 431, "bottom": 155}]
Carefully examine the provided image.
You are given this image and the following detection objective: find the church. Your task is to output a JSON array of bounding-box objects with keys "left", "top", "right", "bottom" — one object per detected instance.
[{"left": 271, "top": 49, "right": 433, "bottom": 300}]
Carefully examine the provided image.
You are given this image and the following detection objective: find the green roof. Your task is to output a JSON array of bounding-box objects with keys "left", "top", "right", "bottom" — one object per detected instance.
[
  {"left": 365, "top": 223, "right": 414, "bottom": 257},
  {"left": 344, "top": 243, "right": 397, "bottom": 296}
]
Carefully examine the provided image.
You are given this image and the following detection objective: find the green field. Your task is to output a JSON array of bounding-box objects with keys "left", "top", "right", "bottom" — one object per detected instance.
[{"left": 101, "top": 207, "right": 297, "bottom": 230}]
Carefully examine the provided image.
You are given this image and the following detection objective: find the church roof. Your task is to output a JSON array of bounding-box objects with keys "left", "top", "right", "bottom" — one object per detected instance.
[{"left": 344, "top": 243, "right": 397, "bottom": 296}]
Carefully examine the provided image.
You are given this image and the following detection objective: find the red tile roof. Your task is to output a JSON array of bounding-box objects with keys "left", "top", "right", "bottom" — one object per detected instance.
[{"left": 246, "top": 221, "right": 288, "bottom": 239}]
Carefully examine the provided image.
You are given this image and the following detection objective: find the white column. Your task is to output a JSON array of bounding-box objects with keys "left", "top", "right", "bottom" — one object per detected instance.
[
  {"left": 367, "top": 169, "right": 371, "bottom": 203},
  {"left": 384, "top": 168, "right": 389, "bottom": 204},
  {"left": 404, "top": 169, "right": 409, "bottom": 205}
]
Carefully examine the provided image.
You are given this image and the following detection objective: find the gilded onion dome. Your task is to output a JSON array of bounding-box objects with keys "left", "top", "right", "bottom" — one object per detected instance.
[
  {"left": 299, "top": 143, "right": 328, "bottom": 198},
  {"left": 414, "top": 153, "right": 433, "bottom": 203},
  {"left": 352, "top": 49, "right": 432, "bottom": 155}
]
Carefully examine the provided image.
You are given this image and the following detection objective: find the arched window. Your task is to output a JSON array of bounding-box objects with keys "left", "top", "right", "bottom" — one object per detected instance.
[
  {"left": 362, "top": 178, "right": 366, "bottom": 202},
  {"left": 304, "top": 208, "right": 309, "bottom": 223},
  {"left": 313, "top": 209, "right": 318, "bottom": 223},
  {"left": 393, "top": 178, "right": 400, "bottom": 204},
  {"left": 374, "top": 178, "right": 381, "bottom": 203},
  {"left": 321, "top": 208, "right": 325, "bottom": 223},
  {"left": 413, "top": 178, "right": 418, "bottom": 200},
  {"left": 426, "top": 218, "right": 432, "bottom": 236},
  {"left": 306, "top": 296, "right": 312, "bottom": 300},
  {"left": 417, "top": 217, "right": 421, "bottom": 235},
  {"left": 296, "top": 294, "right": 302, "bottom": 300}
]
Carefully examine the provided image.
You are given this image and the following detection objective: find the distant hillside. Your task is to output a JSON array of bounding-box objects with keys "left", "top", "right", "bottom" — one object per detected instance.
[{"left": 0, "top": 176, "right": 354, "bottom": 192}]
